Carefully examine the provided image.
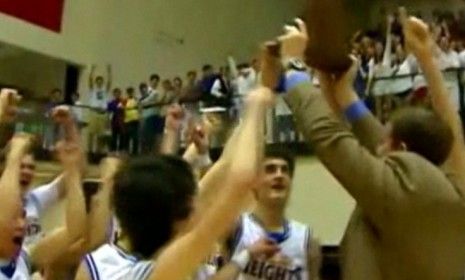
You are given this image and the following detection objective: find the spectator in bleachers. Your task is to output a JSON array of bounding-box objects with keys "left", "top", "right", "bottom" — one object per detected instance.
[
  {"left": 160, "top": 79, "right": 177, "bottom": 125},
  {"left": 438, "top": 36, "right": 461, "bottom": 111},
  {"left": 186, "top": 70, "right": 198, "bottom": 87},
  {"left": 107, "top": 88, "right": 125, "bottom": 152},
  {"left": 139, "top": 82, "right": 148, "bottom": 100},
  {"left": 122, "top": 87, "right": 140, "bottom": 155},
  {"left": 71, "top": 92, "right": 85, "bottom": 130},
  {"left": 140, "top": 74, "right": 162, "bottom": 153},
  {"left": 200, "top": 64, "right": 231, "bottom": 109},
  {"left": 173, "top": 77, "right": 183, "bottom": 96},
  {"left": 87, "top": 64, "right": 112, "bottom": 155}
]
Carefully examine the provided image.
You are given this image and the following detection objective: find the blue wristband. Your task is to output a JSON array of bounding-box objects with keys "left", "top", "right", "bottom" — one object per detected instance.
[
  {"left": 275, "top": 71, "right": 311, "bottom": 93},
  {"left": 344, "top": 100, "right": 369, "bottom": 122},
  {"left": 285, "top": 71, "right": 311, "bottom": 92}
]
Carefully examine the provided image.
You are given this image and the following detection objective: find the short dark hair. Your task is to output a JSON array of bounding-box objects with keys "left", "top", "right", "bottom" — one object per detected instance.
[
  {"left": 113, "top": 88, "right": 122, "bottom": 94},
  {"left": 126, "top": 87, "right": 135, "bottom": 94},
  {"left": 187, "top": 70, "right": 197, "bottom": 77},
  {"left": 112, "top": 156, "right": 197, "bottom": 258},
  {"left": 264, "top": 145, "right": 296, "bottom": 176},
  {"left": 96, "top": 76, "right": 104, "bottom": 82},
  {"left": 150, "top": 74, "right": 160, "bottom": 82},
  {"left": 202, "top": 65, "right": 213, "bottom": 72},
  {"left": 390, "top": 107, "right": 453, "bottom": 166},
  {"left": 139, "top": 82, "right": 147, "bottom": 90}
]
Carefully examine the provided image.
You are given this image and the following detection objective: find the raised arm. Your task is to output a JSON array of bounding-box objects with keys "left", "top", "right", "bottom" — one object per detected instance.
[
  {"left": 0, "top": 134, "right": 31, "bottom": 254},
  {"left": 87, "top": 157, "right": 121, "bottom": 248},
  {"left": 29, "top": 106, "right": 87, "bottom": 269},
  {"left": 148, "top": 86, "right": 272, "bottom": 280},
  {"left": 382, "top": 16, "right": 394, "bottom": 68},
  {"left": 400, "top": 8, "right": 465, "bottom": 174},
  {"left": 280, "top": 19, "right": 402, "bottom": 222},
  {"left": 89, "top": 65, "right": 96, "bottom": 90},
  {"left": 0, "top": 89, "right": 19, "bottom": 147},
  {"left": 159, "top": 104, "right": 183, "bottom": 155}
]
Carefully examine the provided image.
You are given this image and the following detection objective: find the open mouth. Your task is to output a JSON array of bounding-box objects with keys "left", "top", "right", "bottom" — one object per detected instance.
[
  {"left": 12, "top": 236, "right": 23, "bottom": 246},
  {"left": 271, "top": 184, "right": 286, "bottom": 191}
]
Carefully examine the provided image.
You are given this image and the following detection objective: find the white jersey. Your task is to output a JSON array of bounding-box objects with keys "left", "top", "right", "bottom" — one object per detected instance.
[
  {"left": 85, "top": 244, "right": 215, "bottom": 280},
  {"left": 230, "top": 214, "right": 311, "bottom": 280},
  {"left": 24, "top": 177, "right": 62, "bottom": 246},
  {"left": 0, "top": 250, "right": 31, "bottom": 280}
]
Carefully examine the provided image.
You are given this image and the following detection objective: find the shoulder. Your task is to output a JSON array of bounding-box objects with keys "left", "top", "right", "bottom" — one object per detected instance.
[
  {"left": 386, "top": 152, "right": 459, "bottom": 198},
  {"left": 128, "top": 260, "right": 154, "bottom": 279}
]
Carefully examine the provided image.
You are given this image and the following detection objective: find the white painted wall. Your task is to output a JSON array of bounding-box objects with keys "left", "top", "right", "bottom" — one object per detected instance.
[{"left": 0, "top": 0, "right": 305, "bottom": 96}]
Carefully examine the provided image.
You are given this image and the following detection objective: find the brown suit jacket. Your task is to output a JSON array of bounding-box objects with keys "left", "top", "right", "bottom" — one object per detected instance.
[{"left": 285, "top": 82, "right": 465, "bottom": 280}]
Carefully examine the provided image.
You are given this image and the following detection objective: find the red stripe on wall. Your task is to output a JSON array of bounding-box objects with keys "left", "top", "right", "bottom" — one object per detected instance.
[{"left": 0, "top": 0, "right": 65, "bottom": 32}]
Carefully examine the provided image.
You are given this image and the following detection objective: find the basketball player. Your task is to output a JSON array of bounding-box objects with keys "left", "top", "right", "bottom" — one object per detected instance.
[
  {"left": 276, "top": 12, "right": 465, "bottom": 279},
  {"left": 74, "top": 86, "right": 272, "bottom": 280},
  {"left": 0, "top": 103, "right": 88, "bottom": 279},
  {"left": 0, "top": 89, "right": 67, "bottom": 248},
  {"left": 211, "top": 146, "right": 321, "bottom": 280}
]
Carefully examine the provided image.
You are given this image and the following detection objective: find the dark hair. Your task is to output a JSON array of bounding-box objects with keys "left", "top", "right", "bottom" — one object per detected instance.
[
  {"left": 150, "top": 74, "right": 160, "bottom": 82},
  {"left": 202, "top": 65, "right": 213, "bottom": 72},
  {"left": 390, "top": 108, "right": 453, "bottom": 166},
  {"left": 126, "top": 87, "right": 135, "bottom": 94},
  {"left": 264, "top": 145, "right": 296, "bottom": 176},
  {"left": 139, "top": 83, "right": 147, "bottom": 90},
  {"left": 187, "top": 71, "right": 196, "bottom": 77},
  {"left": 112, "top": 156, "right": 196, "bottom": 258},
  {"left": 96, "top": 76, "right": 104, "bottom": 82},
  {"left": 113, "top": 88, "right": 122, "bottom": 94}
]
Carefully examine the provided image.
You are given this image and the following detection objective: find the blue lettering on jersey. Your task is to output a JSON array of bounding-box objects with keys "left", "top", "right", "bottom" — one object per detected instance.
[{"left": 244, "top": 260, "right": 303, "bottom": 280}]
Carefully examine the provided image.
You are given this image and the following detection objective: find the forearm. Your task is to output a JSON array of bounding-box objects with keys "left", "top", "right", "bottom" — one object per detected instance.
[
  {"left": 285, "top": 81, "right": 393, "bottom": 218},
  {"left": 0, "top": 154, "right": 22, "bottom": 227},
  {"left": 160, "top": 130, "right": 180, "bottom": 155},
  {"left": 337, "top": 88, "right": 384, "bottom": 153},
  {"left": 64, "top": 168, "right": 86, "bottom": 242},
  {"left": 150, "top": 93, "right": 267, "bottom": 280}
]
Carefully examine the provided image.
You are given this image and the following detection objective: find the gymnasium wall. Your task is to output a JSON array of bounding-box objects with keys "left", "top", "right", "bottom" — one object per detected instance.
[{"left": 0, "top": 0, "right": 305, "bottom": 96}]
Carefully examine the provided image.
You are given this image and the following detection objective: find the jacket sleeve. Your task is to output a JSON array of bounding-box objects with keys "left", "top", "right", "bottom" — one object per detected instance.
[{"left": 284, "top": 82, "right": 403, "bottom": 223}]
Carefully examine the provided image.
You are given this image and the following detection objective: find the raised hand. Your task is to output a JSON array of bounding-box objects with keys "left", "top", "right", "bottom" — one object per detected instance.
[
  {"left": 165, "top": 104, "right": 185, "bottom": 132},
  {"left": 52, "top": 105, "right": 74, "bottom": 125},
  {"left": 100, "top": 157, "right": 121, "bottom": 182},
  {"left": 278, "top": 18, "right": 309, "bottom": 63},
  {"left": 190, "top": 125, "right": 209, "bottom": 155},
  {"left": 399, "top": 7, "right": 434, "bottom": 59},
  {"left": 0, "top": 88, "right": 20, "bottom": 124}
]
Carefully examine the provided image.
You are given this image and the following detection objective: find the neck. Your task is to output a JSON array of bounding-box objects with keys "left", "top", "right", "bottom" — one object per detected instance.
[{"left": 252, "top": 203, "right": 286, "bottom": 231}]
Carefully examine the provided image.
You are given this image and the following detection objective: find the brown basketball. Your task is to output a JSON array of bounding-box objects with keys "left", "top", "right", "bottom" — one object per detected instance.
[{"left": 304, "top": 0, "right": 374, "bottom": 72}]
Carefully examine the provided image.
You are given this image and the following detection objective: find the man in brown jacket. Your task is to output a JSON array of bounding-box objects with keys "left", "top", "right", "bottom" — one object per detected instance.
[{"left": 273, "top": 10, "right": 465, "bottom": 280}]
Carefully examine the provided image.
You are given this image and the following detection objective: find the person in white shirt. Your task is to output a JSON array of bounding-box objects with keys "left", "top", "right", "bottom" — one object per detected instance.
[
  {"left": 140, "top": 74, "right": 166, "bottom": 153},
  {"left": 0, "top": 96, "right": 88, "bottom": 279},
  {"left": 214, "top": 146, "right": 321, "bottom": 280},
  {"left": 87, "top": 64, "right": 112, "bottom": 155},
  {"left": 437, "top": 36, "right": 461, "bottom": 111}
]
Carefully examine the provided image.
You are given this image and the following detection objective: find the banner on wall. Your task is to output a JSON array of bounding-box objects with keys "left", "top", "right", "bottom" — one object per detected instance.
[{"left": 0, "top": 0, "right": 65, "bottom": 32}]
